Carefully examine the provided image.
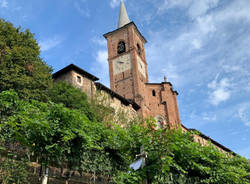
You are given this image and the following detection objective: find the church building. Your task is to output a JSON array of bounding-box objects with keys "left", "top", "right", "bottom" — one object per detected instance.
[
  {"left": 103, "top": 1, "right": 180, "bottom": 128},
  {"left": 53, "top": 1, "right": 235, "bottom": 155}
]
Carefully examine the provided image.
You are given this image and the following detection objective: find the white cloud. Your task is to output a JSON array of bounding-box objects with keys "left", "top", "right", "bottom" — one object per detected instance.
[
  {"left": 92, "top": 37, "right": 106, "bottom": 47},
  {"left": 145, "top": 4, "right": 220, "bottom": 86},
  {"left": 96, "top": 50, "right": 108, "bottom": 64},
  {"left": 141, "top": 0, "right": 250, "bottom": 156},
  {"left": 39, "top": 36, "right": 64, "bottom": 52},
  {"left": 238, "top": 104, "right": 250, "bottom": 126},
  {"left": 90, "top": 50, "right": 109, "bottom": 86},
  {"left": 222, "top": 65, "right": 242, "bottom": 73},
  {"left": 196, "top": 15, "right": 216, "bottom": 34},
  {"left": 188, "top": 0, "right": 219, "bottom": 19},
  {"left": 208, "top": 78, "right": 232, "bottom": 106},
  {"left": 157, "top": 0, "right": 192, "bottom": 13},
  {"left": 146, "top": 31, "right": 182, "bottom": 85},
  {"left": 110, "top": 0, "right": 120, "bottom": 8},
  {"left": 191, "top": 39, "right": 202, "bottom": 49},
  {"left": 145, "top": 23, "right": 213, "bottom": 86},
  {"left": 157, "top": 0, "right": 219, "bottom": 19},
  {"left": 90, "top": 38, "right": 109, "bottom": 85},
  {"left": 209, "top": 88, "right": 231, "bottom": 106},
  {"left": 202, "top": 112, "right": 217, "bottom": 121},
  {"left": 0, "top": 0, "right": 8, "bottom": 8},
  {"left": 146, "top": 0, "right": 250, "bottom": 94},
  {"left": 215, "top": 0, "right": 250, "bottom": 22},
  {"left": 73, "top": 1, "right": 90, "bottom": 17}
]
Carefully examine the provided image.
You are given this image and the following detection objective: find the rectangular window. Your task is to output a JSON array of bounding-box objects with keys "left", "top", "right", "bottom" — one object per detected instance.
[{"left": 77, "top": 75, "right": 82, "bottom": 84}]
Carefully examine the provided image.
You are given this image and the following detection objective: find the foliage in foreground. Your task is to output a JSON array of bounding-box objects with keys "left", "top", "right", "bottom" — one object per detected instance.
[{"left": 0, "top": 90, "right": 249, "bottom": 184}]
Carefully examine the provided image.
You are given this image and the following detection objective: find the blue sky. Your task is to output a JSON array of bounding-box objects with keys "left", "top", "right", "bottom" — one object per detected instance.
[{"left": 0, "top": 0, "right": 249, "bottom": 159}]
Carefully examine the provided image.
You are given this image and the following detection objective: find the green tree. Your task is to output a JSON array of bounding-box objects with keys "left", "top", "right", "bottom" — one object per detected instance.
[
  {"left": 49, "top": 82, "right": 95, "bottom": 121},
  {"left": 0, "top": 19, "right": 52, "bottom": 102}
]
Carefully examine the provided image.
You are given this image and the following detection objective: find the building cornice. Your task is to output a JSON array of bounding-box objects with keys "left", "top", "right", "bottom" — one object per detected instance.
[
  {"left": 103, "top": 22, "right": 147, "bottom": 43},
  {"left": 145, "top": 82, "right": 179, "bottom": 95}
]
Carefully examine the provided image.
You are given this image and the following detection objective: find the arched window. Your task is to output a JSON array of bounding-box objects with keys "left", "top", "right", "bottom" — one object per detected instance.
[
  {"left": 152, "top": 90, "right": 156, "bottom": 96},
  {"left": 155, "top": 115, "right": 166, "bottom": 129},
  {"left": 137, "top": 44, "right": 141, "bottom": 55},
  {"left": 117, "top": 41, "right": 126, "bottom": 54}
]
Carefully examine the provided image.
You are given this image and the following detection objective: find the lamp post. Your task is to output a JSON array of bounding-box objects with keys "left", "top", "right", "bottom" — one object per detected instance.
[{"left": 129, "top": 146, "right": 148, "bottom": 184}]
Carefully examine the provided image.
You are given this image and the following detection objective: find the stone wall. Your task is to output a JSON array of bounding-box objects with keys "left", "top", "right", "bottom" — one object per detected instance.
[
  {"left": 28, "top": 163, "right": 108, "bottom": 184},
  {"left": 181, "top": 126, "right": 233, "bottom": 155},
  {"left": 94, "top": 87, "right": 138, "bottom": 123},
  {"left": 54, "top": 70, "right": 74, "bottom": 84},
  {"left": 53, "top": 69, "right": 138, "bottom": 123},
  {"left": 54, "top": 70, "right": 95, "bottom": 98}
]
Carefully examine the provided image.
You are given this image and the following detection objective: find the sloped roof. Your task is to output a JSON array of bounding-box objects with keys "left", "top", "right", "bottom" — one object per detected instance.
[
  {"left": 188, "top": 127, "right": 237, "bottom": 155},
  {"left": 53, "top": 64, "right": 99, "bottom": 81}
]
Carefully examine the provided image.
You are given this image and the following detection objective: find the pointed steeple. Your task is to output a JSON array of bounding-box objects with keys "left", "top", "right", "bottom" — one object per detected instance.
[{"left": 118, "top": 0, "right": 131, "bottom": 28}]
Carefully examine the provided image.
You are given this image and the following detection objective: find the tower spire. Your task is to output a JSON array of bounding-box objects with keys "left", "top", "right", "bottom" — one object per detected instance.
[{"left": 118, "top": 0, "right": 130, "bottom": 28}]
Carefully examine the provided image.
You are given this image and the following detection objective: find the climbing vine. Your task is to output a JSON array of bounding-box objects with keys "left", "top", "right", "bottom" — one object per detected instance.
[{"left": 0, "top": 90, "right": 249, "bottom": 184}]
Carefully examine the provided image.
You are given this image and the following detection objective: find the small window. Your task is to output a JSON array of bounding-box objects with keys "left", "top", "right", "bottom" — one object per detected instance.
[
  {"left": 117, "top": 41, "right": 126, "bottom": 54},
  {"left": 137, "top": 44, "right": 141, "bottom": 55},
  {"left": 77, "top": 75, "right": 82, "bottom": 84},
  {"left": 152, "top": 90, "right": 156, "bottom": 96}
]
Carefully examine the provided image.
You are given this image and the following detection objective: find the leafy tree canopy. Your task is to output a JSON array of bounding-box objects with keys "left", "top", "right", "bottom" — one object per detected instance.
[
  {"left": 0, "top": 19, "right": 52, "bottom": 102},
  {"left": 48, "top": 82, "right": 95, "bottom": 121}
]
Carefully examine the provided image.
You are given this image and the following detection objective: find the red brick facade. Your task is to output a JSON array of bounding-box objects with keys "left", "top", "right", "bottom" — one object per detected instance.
[{"left": 104, "top": 22, "right": 181, "bottom": 128}]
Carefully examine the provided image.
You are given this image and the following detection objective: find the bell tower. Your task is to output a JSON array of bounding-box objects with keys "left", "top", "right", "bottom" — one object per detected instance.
[
  {"left": 104, "top": 1, "right": 148, "bottom": 106},
  {"left": 104, "top": 1, "right": 181, "bottom": 125}
]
